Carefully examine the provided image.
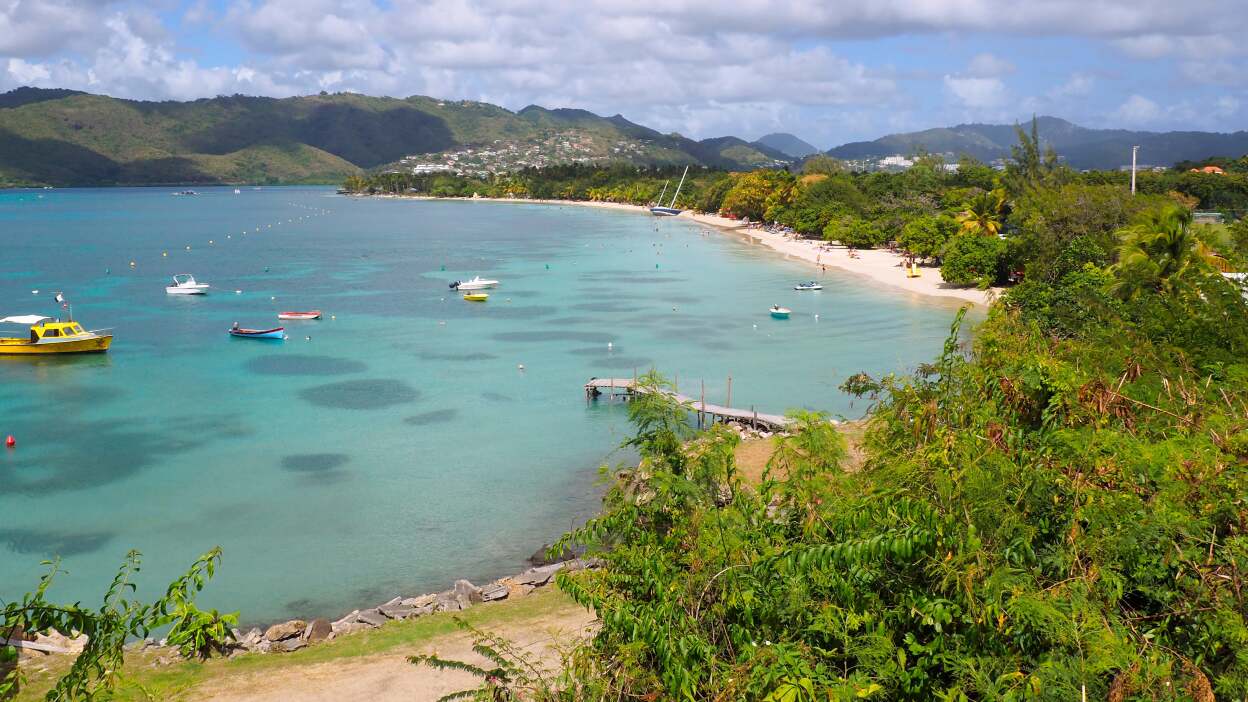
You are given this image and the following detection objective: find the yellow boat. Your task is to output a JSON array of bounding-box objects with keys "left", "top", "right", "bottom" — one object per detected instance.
[
  {"left": 463, "top": 293, "right": 489, "bottom": 302},
  {"left": 0, "top": 315, "right": 112, "bottom": 355}
]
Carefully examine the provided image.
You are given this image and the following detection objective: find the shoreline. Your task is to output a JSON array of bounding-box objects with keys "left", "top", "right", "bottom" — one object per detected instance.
[{"left": 359, "top": 193, "right": 997, "bottom": 306}]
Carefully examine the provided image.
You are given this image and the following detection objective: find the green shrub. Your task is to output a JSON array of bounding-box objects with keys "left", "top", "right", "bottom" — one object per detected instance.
[
  {"left": 898, "top": 214, "right": 956, "bottom": 260},
  {"left": 941, "top": 232, "right": 1006, "bottom": 287},
  {"left": 824, "top": 216, "right": 886, "bottom": 248}
]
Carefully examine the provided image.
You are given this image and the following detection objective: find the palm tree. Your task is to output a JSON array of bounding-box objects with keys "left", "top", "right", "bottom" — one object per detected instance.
[
  {"left": 1110, "top": 204, "right": 1220, "bottom": 299},
  {"left": 956, "top": 189, "right": 1006, "bottom": 237}
]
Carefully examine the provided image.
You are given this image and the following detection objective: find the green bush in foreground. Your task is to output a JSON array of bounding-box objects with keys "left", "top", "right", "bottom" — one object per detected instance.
[
  {"left": 1, "top": 549, "right": 232, "bottom": 701},
  {"left": 549, "top": 293, "right": 1248, "bottom": 699}
]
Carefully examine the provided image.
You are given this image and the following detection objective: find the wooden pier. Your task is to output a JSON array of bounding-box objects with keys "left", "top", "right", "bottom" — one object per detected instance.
[{"left": 584, "top": 377, "right": 792, "bottom": 432}]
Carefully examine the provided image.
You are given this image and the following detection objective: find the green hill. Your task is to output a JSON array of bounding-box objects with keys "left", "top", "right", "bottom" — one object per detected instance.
[
  {"left": 827, "top": 116, "right": 1248, "bottom": 169},
  {"left": 0, "top": 88, "right": 791, "bottom": 187},
  {"left": 755, "top": 132, "right": 820, "bottom": 158}
]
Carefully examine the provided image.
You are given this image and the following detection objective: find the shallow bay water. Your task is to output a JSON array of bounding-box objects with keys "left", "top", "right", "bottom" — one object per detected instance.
[{"left": 0, "top": 187, "right": 964, "bottom": 623}]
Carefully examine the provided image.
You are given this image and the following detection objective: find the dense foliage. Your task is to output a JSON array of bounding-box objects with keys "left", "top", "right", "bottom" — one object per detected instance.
[{"left": 548, "top": 260, "right": 1248, "bottom": 698}]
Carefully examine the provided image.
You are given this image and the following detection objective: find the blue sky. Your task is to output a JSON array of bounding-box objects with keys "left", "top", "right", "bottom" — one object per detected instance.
[{"left": 2, "top": 0, "right": 1245, "bottom": 147}]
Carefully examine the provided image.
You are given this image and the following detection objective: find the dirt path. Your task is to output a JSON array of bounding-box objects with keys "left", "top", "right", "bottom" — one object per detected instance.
[{"left": 188, "top": 606, "right": 595, "bottom": 702}]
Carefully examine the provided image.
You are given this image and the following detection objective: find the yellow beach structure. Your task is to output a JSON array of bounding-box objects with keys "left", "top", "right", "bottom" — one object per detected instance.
[{"left": 0, "top": 315, "right": 112, "bottom": 355}]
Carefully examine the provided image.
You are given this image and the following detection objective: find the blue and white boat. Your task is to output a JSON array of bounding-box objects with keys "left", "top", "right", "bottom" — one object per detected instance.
[
  {"left": 794, "top": 281, "right": 823, "bottom": 291},
  {"left": 650, "top": 166, "right": 688, "bottom": 217},
  {"left": 769, "top": 305, "right": 791, "bottom": 319}
]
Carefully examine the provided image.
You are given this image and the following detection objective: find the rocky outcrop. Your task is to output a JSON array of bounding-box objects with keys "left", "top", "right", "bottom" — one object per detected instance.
[
  {"left": 304, "top": 619, "right": 331, "bottom": 643},
  {"left": 480, "top": 582, "right": 509, "bottom": 601},
  {"left": 264, "top": 620, "right": 307, "bottom": 642},
  {"left": 453, "top": 580, "right": 482, "bottom": 606}
]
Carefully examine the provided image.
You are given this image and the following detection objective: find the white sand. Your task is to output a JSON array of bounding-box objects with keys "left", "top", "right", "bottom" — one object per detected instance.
[
  {"left": 360, "top": 195, "right": 996, "bottom": 306},
  {"left": 684, "top": 211, "right": 998, "bottom": 306}
]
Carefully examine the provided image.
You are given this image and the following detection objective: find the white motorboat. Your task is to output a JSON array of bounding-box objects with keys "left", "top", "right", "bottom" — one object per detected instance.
[
  {"left": 769, "top": 305, "right": 791, "bottom": 319},
  {"left": 794, "top": 281, "right": 823, "bottom": 291},
  {"left": 166, "top": 273, "right": 210, "bottom": 295},
  {"left": 450, "top": 276, "right": 500, "bottom": 291}
]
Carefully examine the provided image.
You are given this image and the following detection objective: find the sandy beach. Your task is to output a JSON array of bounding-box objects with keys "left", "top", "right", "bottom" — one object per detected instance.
[{"left": 377, "top": 195, "right": 995, "bottom": 306}]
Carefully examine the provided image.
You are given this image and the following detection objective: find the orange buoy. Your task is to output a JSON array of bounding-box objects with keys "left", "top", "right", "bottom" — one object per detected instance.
[{"left": 5, "top": 435, "right": 14, "bottom": 448}]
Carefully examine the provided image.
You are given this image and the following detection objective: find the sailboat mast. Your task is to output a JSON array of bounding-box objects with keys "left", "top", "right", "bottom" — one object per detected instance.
[
  {"left": 669, "top": 166, "right": 689, "bottom": 209},
  {"left": 655, "top": 180, "right": 669, "bottom": 207}
]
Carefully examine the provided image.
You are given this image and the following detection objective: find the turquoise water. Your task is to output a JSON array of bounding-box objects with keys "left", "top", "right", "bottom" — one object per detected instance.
[{"left": 0, "top": 187, "right": 963, "bottom": 624}]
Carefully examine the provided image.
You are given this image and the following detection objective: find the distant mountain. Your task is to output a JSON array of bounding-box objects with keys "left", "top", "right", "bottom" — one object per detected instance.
[
  {"left": 826, "top": 116, "right": 1248, "bottom": 170},
  {"left": 0, "top": 88, "right": 790, "bottom": 186},
  {"left": 756, "top": 132, "right": 820, "bottom": 158}
]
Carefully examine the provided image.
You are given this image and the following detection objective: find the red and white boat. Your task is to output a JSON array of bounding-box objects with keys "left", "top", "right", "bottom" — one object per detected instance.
[{"left": 277, "top": 310, "right": 322, "bottom": 320}]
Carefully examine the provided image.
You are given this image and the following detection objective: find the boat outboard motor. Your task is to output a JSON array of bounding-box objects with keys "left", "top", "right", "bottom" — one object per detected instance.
[{"left": 449, "top": 281, "right": 460, "bottom": 289}]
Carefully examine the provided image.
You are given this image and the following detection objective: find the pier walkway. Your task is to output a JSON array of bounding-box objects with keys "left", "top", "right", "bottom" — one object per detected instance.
[{"left": 584, "top": 377, "right": 792, "bottom": 432}]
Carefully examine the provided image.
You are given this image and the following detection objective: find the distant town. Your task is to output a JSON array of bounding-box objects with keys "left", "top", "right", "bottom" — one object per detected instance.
[{"left": 388, "top": 130, "right": 658, "bottom": 177}]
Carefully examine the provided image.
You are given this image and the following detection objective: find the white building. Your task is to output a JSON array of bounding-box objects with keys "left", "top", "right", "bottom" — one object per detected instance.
[
  {"left": 410, "top": 164, "right": 452, "bottom": 174},
  {"left": 878, "top": 155, "right": 915, "bottom": 169}
]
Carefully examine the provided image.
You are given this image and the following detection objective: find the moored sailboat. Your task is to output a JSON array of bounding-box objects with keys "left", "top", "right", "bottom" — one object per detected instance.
[{"left": 650, "top": 166, "right": 689, "bottom": 216}]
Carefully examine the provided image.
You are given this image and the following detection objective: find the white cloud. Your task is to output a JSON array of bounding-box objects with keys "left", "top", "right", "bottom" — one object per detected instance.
[
  {"left": 1113, "top": 94, "right": 1161, "bottom": 125},
  {"left": 967, "top": 53, "right": 1015, "bottom": 78},
  {"left": 6, "top": 58, "right": 50, "bottom": 84},
  {"left": 1180, "top": 60, "right": 1248, "bottom": 87},
  {"left": 944, "top": 76, "right": 1007, "bottom": 109},
  {"left": 1213, "top": 95, "right": 1240, "bottom": 119},
  {"left": 1051, "top": 72, "right": 1094, "bottom": 99},
  {"left": 2, "top": 0, "right": 1248, "bottom": 142}
]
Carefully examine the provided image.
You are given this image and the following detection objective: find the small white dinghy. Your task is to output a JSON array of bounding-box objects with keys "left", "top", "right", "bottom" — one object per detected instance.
[
  {"left": 166, "top": 273, "right": 210, "bottom": 295},
  {"left": 769, "top": 305, "right": 791, "bottom": 319},
  {"left": 794, "top": 281, "right": 823, "bottom": 291}
]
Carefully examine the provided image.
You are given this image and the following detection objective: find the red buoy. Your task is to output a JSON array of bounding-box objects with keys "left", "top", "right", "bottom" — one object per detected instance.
[{"left": 4, "top": 435, "right": 14, "bottom": 448}]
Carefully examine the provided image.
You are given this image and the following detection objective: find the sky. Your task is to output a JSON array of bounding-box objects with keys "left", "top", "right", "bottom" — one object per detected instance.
[{"left": 2, "top": 0, "right": 1246, "bottom": 148}]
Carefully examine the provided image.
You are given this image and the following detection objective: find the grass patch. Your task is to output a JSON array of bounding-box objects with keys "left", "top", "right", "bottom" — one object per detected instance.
[{"left": 15, "top": 588, "right": 579, "bottom": 701}]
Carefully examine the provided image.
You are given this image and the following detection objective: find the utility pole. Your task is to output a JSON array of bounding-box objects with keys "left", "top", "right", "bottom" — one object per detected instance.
[{"left": 1130, "top": 145, "right": 1139, "bottom": 195}]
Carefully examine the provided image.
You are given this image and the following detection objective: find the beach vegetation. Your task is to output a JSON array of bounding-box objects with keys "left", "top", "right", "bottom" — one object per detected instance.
[
  {"left": 721, "top": 169, "right": 797, "bottom": 221},
  {"left": 940, "top": 231, "right": 1007, "bottom": 287},
  {"left": 897, "top": 214, "right": 956, "bottom": 261},
  {"left": 954, "top": 188, "right": 1007, "bottom": 237},
  {"left": 824, "top": 215, "right": 886, "bottom": 249}
]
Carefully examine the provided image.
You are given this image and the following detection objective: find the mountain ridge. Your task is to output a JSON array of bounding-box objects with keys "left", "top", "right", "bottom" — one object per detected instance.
[
  {"left": 826, "top": 116, "right": 1248, "bottom": 170},
  {"left": 0, "top": 88, "right": 789, "bottom": 186}
]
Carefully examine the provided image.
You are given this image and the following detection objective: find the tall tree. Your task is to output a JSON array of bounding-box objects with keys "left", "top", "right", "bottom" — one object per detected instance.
[{"left": 1004, "top": 116, "right": 1066, "bottom": 194}]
